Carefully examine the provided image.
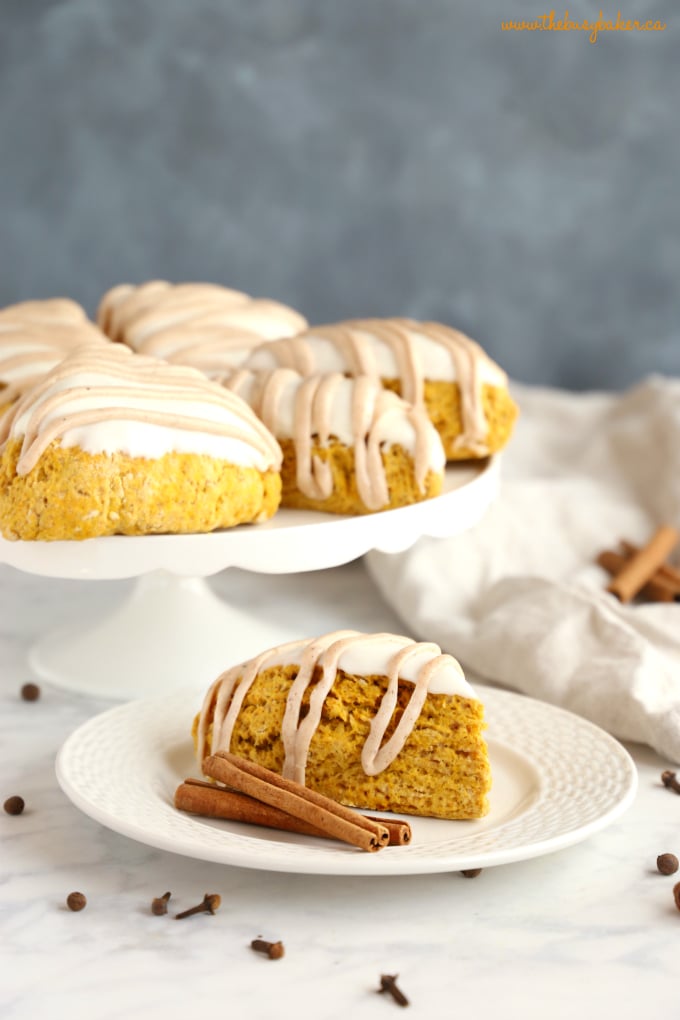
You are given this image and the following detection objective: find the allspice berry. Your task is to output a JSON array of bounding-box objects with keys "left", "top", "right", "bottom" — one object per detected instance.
[
  {"left": 21, "top": 683, "right": 41, "bottom": 702},
  {"left": 657, "top": 853, "right": 679, "bottom": 876},
  {"left": 66, "top": 891, "right": 87, "bottom": 912},
  {"left": 460, "top": 868, "right": 483, "bottom": 878},
  {"left": 4, "top": 796, "right": 25, "bottom": 815},
  {"left": 673, "top": 883, "right": 680, "bottom": 912}
]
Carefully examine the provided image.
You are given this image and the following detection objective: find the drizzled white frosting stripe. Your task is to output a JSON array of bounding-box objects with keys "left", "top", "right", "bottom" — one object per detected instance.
[
  {"left": 0, "top": 298, "right": 88, "bottom": 328},
  {"left": 0, "top": 344, "right": 282, "bottom": 476},
  {"left": 0, "top": 300, "right": 109, "bottom": 404},
  {"left": 225, "top": 368, "right": 445, "bottom": 510},
  {"left": 96, "top": 281, "right": 308, "bottom": 377},
  {"left": 243, "top": 318, "right": 508, "bottom": 455},
  {"left": 196, "top": 631, "right": 475, "bottom": 786}
]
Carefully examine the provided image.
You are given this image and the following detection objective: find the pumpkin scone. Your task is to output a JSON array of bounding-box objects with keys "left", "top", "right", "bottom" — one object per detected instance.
[
  {"left": 225, "top": 367, "right": 445, "bottom": 514},
  {"left": 242, "top": 317, "right": 518, "bottom": 460},
  {"left": 194, "top": 630, "right": 491, "bottom": 820},
  {"left": 96, "top": 280, "right": 307, "bottom": 378},
  {"left": 0, "top": 344, "right": 282, "bottom": 541}
]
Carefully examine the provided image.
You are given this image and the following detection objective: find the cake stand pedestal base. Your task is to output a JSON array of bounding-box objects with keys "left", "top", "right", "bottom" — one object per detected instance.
[{"left": 29, "top": 571, "right": 295, "bottom": 700}]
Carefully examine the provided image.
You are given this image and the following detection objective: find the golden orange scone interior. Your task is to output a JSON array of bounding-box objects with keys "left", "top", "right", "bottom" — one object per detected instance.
[
  {"left": 383, "top": 379, "right": 518, "bottom": 461},
  {"left": 0, "top": 438, "right": 281, "bottom": 541},
  {"left": 194, "top": 664, "right": 491, "bottom": 820},
  {"left": 278, "top": 438, "right": 442, "bottom": 515}
]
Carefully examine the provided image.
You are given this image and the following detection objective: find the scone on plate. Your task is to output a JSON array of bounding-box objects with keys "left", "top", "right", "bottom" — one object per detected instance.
[
  {"left": 0, "top": 344, "right": 282, "bottom": 541},
  {"left": 194, "top": 630, "right": 491, "bottom": 820},
  {"left": 225, "top": 367, "right": 445, "bottom": 514},
  {"left": 96, "top": 280, "right": 308, "bottom": 378},
  {"left": 242, "top": 317, "right": 518, "bottom": 460},
  {"left": 0, "top": 298, "right": 108, "bottom": 414}
]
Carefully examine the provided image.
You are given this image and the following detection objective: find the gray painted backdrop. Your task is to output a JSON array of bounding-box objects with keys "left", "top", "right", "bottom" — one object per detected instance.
[{"left": 1, "top": 0, "right": 678, "bottom": 389}]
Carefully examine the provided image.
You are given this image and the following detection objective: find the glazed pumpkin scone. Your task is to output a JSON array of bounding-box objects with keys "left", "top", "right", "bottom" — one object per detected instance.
[
  {"left": 0, "top": 298, "right": 108, "bottom": 414},
  {"left": 0, "top": 344, "right": 282, "bottom": 541},
  {"left": 242, "top": 317, "right": 518, "bottom": 460},
  {"left": 225, "top": 367, "right": 445, "bottom": 514},
  {"left": 96, "top": 280, "right": 307, "bottom": 378},
  {"left": 194, "top": 630, "right": 491, "bottom": 820}
]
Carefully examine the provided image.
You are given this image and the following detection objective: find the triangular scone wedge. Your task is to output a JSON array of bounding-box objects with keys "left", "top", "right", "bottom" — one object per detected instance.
[
  {"left": 225, "top": 368, "right": 446, "bottom": 515},
  {"left": 242, "top": 317, "right": 518, "bottom": 460},
  {"left": 194, "top": 630, "right": 491, "bottom": 820}
]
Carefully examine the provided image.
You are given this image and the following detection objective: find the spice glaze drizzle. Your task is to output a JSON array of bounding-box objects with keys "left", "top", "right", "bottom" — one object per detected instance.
[
  {"left": 226, "top": 368, "right": 445, "bottom": 510},
  {"left": 97, "top": 280, "right": 308, "bottom": 376},
  {"left": 196, "top": 631, "right": 475, "bottom": 786},
  {"left": 0, "top": 299, "right": 107, "bottom": 405},
  {"left": 243, "top": 318, "right": 508, "bottom": 455}
]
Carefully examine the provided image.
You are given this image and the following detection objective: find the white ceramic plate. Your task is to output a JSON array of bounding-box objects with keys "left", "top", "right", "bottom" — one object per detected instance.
[{"left": 56, "top": 687, "right": 637, "bottom": 876}]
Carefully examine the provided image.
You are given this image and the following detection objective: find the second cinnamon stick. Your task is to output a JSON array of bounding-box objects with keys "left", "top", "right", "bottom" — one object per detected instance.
[
  {"left": 175, "top": 779, "right": 412, "bottom": 846},
  {"left": 597, "top": 550, "right": 678, "bottom": 603},
  {"left": 607, "top": 525, "right": 680, "bottom": 603},
  {"left": 203, "top": 752, "right": 389, "bottom": 852}
]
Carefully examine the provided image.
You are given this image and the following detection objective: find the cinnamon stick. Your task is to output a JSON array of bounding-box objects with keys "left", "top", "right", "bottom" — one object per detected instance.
[
  {"left": 202, "top": 752, "right": 390, "bottom": 852},
  {"left": 620, "top": 540, "right": 680, "bottom": 588},
  {"left": 365, "top": 816, "right": 412, "bottom": 846},
  {"left": 175, "top": 779, "right": 328, "bottom": 838},
  {"left": 597, "top": 550, "right": 679, "bottom": 603},
  {"left": 606, "top": 525, "right": 680, "bottom": 603},
  {"left": 175, "top": 779, "right": 412, "bottom": 846}
]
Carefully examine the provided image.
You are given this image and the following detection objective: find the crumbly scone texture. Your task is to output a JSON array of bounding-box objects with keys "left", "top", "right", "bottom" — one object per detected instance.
[
  {"left": 383, "top": 380, "right": 518, "bottom": 460},
  {"left": 196, "top": 664, "right": 491, "bottom": 819},
  {"left": 0, "top": 438, "right": 281, "bottom": 540},
  {"left": 277, "top": 438, "right": 443, "bottom": 515}
]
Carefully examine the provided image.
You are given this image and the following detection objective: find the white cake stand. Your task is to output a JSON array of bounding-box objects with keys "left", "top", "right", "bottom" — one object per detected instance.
[{"left": 0, "top": 458, "right": 499, "bottom": 700}]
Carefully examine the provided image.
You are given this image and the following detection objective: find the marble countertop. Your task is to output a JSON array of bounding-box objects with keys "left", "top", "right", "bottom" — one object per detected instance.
[{"left": 1, "top": 559, "right": 678, "bottom": 1020}]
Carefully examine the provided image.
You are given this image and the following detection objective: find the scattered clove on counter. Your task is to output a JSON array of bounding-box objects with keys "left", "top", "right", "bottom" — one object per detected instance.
[
  {"left": 661, "top": 770, "right": 680, "bottom": 795},
  {"left": 151, "top": 892, "right": 172, "bottom": 915},
  {"left": 378, "top": 974, "right": 409, "bottom": 1008},
  {"left": 250, "top": 938, "right": 285, "bottom": 960},
  {"left": 175, "top": 893, "right": 221, "bottom": 919}
]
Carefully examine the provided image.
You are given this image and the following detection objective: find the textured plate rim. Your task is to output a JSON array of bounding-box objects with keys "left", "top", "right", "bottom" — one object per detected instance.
[{"left": 55, "top": 686, "right": 638, "bottom": 876}]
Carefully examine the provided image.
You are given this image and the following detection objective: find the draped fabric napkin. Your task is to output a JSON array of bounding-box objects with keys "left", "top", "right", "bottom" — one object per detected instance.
[{"left": 365, "top": 376, "right": 680, "bottom": 762}]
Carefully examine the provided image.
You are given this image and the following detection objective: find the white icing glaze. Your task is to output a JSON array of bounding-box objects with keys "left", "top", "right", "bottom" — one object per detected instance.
[
  {"left": 0, "top": 344, "right": 282, "bottom": 476},
  {"left": 242, "top": 317, "right": 508, "bottom": 455},
  {"left": 225, "top": 368, "right": 445, "bottom": 510},
  {"left": 96, "top": 281, "right": 308, "bottom": 376},
  {"left": 196, "top": 631, "right": 476, "bottom": 785},
  {"left": 0, "top": 300, "right": 108, "bottom": 404}
]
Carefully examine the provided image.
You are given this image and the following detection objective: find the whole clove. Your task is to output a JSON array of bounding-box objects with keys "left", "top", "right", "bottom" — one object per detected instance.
[
  {"left": 250, "top": 938, "right": 285, "bottom": 960},
  {"left": 661, "top": 770, "right": 680, "bottom": 794},
  {"left": 175, "top": 893, "right": 221, "bottom": 919},
  {"left": 379, "top": 974, "right": 409, "bottom": 1008},
  {"left": 4, "top": 795, "right": 25, "bottom": 815},
  {"left": 20, "top": 683, "right": 41, "bottom": 702},
  {"left": 151, "top": 891, "right": 172, "bottom": 915}
]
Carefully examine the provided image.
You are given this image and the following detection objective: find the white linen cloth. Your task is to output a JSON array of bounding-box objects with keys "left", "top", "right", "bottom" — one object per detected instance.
[{"left": 365, "top": 376, "right": 680, "bottom": 762}]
